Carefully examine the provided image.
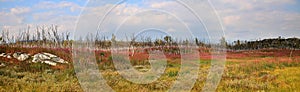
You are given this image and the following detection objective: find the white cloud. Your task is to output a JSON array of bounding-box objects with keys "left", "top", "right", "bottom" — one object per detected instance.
[
  {"left": 166, "top": 28, "right": 176, "bottom": 32},
  {"left": 1, "top": 1, "right": 81, "bottom": 37},
  {"left": 150, "top": 1, "right": 175, "bottom": 8},
  {"left": 74, "top": 1, "right": 224, "bottom": 41},
  {"left": 10, "top": 7, "right": 30, "bottom": 15},
  {"left": 0, "top": 7, "right": 30, "bottom": 26},
  {"left": 34, "top": 1, "right": 82, "bottom": 12},
  {"left": 0, "top": 11, "right": 24, "bottom": 25},
  {"left": 210, "top": 0, "right": 300, "bottom": 41},
  {"left": 217, "top": 0, "right": 295, "bottom": 11},
  {"left": 223, "top": 15, "right": 240, "bottom": 26},
  {"left": 32, "top": 11, "right": 64, "bottom": 21},
  {"left": 0, "top": 0, "right": 18, "bottom": 2},
  {"left": 1, "top": 0, "right": 299, "bottom": 41}
]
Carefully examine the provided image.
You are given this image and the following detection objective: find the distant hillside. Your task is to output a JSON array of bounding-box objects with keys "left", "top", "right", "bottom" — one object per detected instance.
[{"left": 228, "top": 37, "right": 300, "bottom": 50}]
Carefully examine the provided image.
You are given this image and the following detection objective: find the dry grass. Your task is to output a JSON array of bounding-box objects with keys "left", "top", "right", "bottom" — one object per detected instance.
[{"left": 0, "top": 47, "right": 300, "bottom": 91}]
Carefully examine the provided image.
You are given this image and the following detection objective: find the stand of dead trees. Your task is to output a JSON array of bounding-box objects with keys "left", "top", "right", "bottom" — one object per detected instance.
[
  {"left": 1, "top": 25, "right": 71, "bottom": 48},
  {"left": 1, "top": 25, "right": 299, "bottom": 52}
]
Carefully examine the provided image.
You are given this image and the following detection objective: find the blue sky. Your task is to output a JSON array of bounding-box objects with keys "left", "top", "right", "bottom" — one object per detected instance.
[
  {"left": 0, "top": 0, "right": 299, "bottom": 42},
  {"left": 0, "top": 0, "right": 85, "bottom": 22}
]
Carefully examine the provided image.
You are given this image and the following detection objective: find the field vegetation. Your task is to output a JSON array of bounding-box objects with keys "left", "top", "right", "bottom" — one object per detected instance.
[{"left": 0, "top": 25, "right": 300, "bottom": 91}]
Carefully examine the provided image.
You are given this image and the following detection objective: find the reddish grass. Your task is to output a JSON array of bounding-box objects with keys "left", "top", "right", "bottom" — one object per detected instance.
[
  {"left": 227, "top": 49, "right": 300, "bottom": 59},
  {"left": 1, "top": 46, "right": 300, "bottom": 69}
]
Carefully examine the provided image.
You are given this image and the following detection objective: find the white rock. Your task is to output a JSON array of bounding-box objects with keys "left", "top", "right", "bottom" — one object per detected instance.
[
  {"left": 13, "top": 52, "right": 29, "bottom": 61},
  {"left": 7, "top": 55, "right": 11, "bottom": 59},
  {"left": 32, "top": 57, "right": 38, "bottom": 63},
  {"left": 43, "top": 53, "right": 58, "bottom": 58},
  {"left": 0, "top": 62, "right": 5, "bottom": 67},
  {"left": 32, "top": 53, "right": 47, "bottom": 63},
  {"left": 57, "top": 59, "right": 68, "bottom": 64},
  {"left": 2, "top": 54, "right": 7, "bottom": 57},
  {"left": 0, "top": 53, "right": 5, "bottom": 57},
  {"left": 51, "top": 57, "right": 68, "bottom": 64},
  {"left": 32, "top": 53, "right": 51, "bottom": 60},
  {"left": 31, "top": 52, "right": 68, "bottom": 66},
  {"left": 19, "top": 54, "right": 29, "bottom": 61},
  {"left": 38, "top": 54, "right": 51, "bottom": 60},
  {"left": 43, "top": 60, "right": 57, "bottom": 66}
]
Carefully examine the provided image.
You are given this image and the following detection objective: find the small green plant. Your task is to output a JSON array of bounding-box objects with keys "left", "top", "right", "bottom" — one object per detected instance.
[
  {"left": 100, "top": 52, "right": 105, "bottom": 62},
  {"left": 167, "top": 69, "right": 178, "bottom": 77}
]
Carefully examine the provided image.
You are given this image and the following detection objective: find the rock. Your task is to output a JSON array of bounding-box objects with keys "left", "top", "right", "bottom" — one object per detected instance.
[
  {"left": 31, "top": 52, "right": 68, "bottom": 66},
  {"left": 43, "top": 53, "right": 68, "bottom": 64},
  {"left": 0, "top": 53, "right": 7, "bottom": 57},
  {"left": 0, "top": 62, "right": 6, "bottom": 67},
  {"left": 0, "top": 53, "right": 5, "bottom": 57},
  {"left": 7, "top": 55, "right": 11, "bottom": 59},
  {"left": 0, "top": 53, "right": 12, "bottom": 59},
  {"left": 51, "top": 57, "right": 68, "bottom": 64},
  {"left": 43, "top": 60, "right": 57, "bottom": 66},
  {"left": 35, "top": 53, "right": 51, "bottom": 60},
  {"left": 57, "top": 59, "right": 67, "bottom": 64},
  {"left": 1, "top": 52, "right": 68, "bottom": 67},
  {"left": 42, "top": 53, "right": 58, "bottom": 58},
  {"left": 32, "top": 53, "right": 51, "bottom": 63},
  {"left": 13, "top": 52, "right": 29, "bottom": 61},
  {"left": 32, "top": 56, "right": 39, "bottom": 63}
]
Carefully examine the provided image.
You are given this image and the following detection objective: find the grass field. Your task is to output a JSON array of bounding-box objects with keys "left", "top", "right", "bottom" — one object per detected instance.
[{"left": 0, "top": 47, "right": 299, "bottom": 91}]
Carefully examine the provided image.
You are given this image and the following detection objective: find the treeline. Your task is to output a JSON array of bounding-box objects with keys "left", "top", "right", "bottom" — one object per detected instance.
[
  {"left": 0, "top": 25, "right": 207, "bottom": 49},
  {"left": 1, "top": 25, "right": 299, "bottom": 51},
  {"left": 0, "top": 25, "right": 71, "bottom": 48},
  {"left": 228, "top": 36, "right": 300, "bottom": 50}
]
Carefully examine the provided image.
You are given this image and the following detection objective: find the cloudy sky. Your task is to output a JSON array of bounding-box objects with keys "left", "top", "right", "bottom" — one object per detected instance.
[{"left": 0, "top": 0, "right": 299, "bottom": 42}]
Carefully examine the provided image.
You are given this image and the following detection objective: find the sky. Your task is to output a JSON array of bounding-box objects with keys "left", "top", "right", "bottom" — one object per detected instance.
[{"left": 0, "top": 0, "right": 299, "bottom": 43}]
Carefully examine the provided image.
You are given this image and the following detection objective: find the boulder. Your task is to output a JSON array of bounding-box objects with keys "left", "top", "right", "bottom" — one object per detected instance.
[
  {"left": 43, "top": 53, "right": 68, "bottom": 64},
  {"left": 13, "top": 52, "right": 29, "bottom": 61},
  {"left": 34, "top": 53, "right": 51, "bottom": 60},
  {"left": 32, "top": 54, "right": 43, "bottom": 63},
  {"left": 32, "top": 52, "right": 68, "bottom": 66}
]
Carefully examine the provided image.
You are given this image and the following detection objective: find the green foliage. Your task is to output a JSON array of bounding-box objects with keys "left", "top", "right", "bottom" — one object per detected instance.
[
  {"left": 229, "top": 37, "right": 300, "bottom": 50},
  {"left": 108, "top": 56, "right": 113, "bottom": 61},
  {"left": 167, "top": 70, "right": 178, "bottom": 77}
]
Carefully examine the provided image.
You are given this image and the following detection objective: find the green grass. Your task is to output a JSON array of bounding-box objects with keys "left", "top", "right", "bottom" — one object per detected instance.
[
  {"left": 0, "top": 57, "right": 300, "bottom": 91},
  {"left": 0, "top": 65, "right": 82, "bottom": 92}
]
